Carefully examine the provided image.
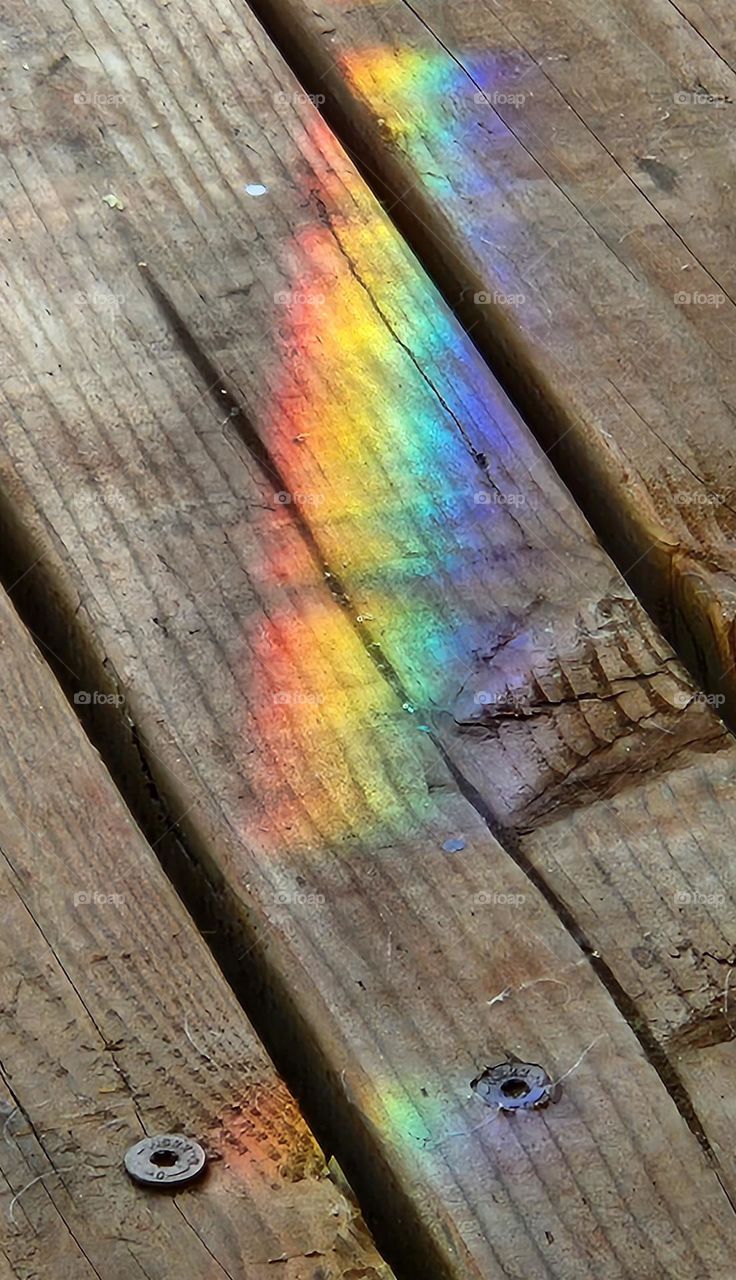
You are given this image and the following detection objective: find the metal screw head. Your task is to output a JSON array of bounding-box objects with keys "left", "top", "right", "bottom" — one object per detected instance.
[
  {"left": 471, "top": 1061, "right": 557, "bottom": 1112},
  {"left": 124, "top": 1134, "right": 206, "bottom": 1187}
]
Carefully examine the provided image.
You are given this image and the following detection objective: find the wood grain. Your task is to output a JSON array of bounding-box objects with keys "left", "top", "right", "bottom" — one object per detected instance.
[
  {"left": 3, "top": 0, "right": 736, "bottom": 1276},
  {"left": 0, "top": 585, "right": 392, "bottom": 1279},
  {"left": 673, "top": 0, "right": 736, "bottom": 67},
  {"left": 247, "top": 0, "right": 736, "bottom": 720}
]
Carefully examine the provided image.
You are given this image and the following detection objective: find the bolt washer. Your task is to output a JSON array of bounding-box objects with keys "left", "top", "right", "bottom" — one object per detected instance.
[
  {"left": 124, "top": 1134, "right": 207, "bottom": 1187},
  {"left": 471, "top": 1061, "right": 557, "bottom": 1112}
]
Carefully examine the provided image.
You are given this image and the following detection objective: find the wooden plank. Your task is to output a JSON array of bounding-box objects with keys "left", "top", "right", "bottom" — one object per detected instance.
[
  {"left": 2, "top": 0, "right": 736, "bottom": 1276},
  {"left": 674, "top": 1, "right": 736, "bottom": 65},
  {"left": 245, "top": 0, "right": 736, "bottom": 718},
  {"left": 0, "top": 589, "right": 393, "bottom": 1278}
]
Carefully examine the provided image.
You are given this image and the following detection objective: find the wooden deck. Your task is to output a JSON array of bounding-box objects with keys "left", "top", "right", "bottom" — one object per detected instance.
[{"left": 1, "top": 1, "right": 735, "bottom": 1277}]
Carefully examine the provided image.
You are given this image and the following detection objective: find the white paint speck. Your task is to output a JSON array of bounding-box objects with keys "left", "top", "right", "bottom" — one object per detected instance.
[{"left": 244, "top": 183, "right": 268, "bottom": 197}]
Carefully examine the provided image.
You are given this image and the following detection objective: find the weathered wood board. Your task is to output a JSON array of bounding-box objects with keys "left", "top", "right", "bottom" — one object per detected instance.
[
  {"left": 3, "top": 0, "right": 736, "bottom": 1277},
  {"left": 247, "top": 0, "right": 736, "bottom": 719},
  {"left": 0, "top": 589, "right": 392, "bottom": 1278},
  {"left": 674, "top": 1, "right": 736, "bottom": 65}
]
